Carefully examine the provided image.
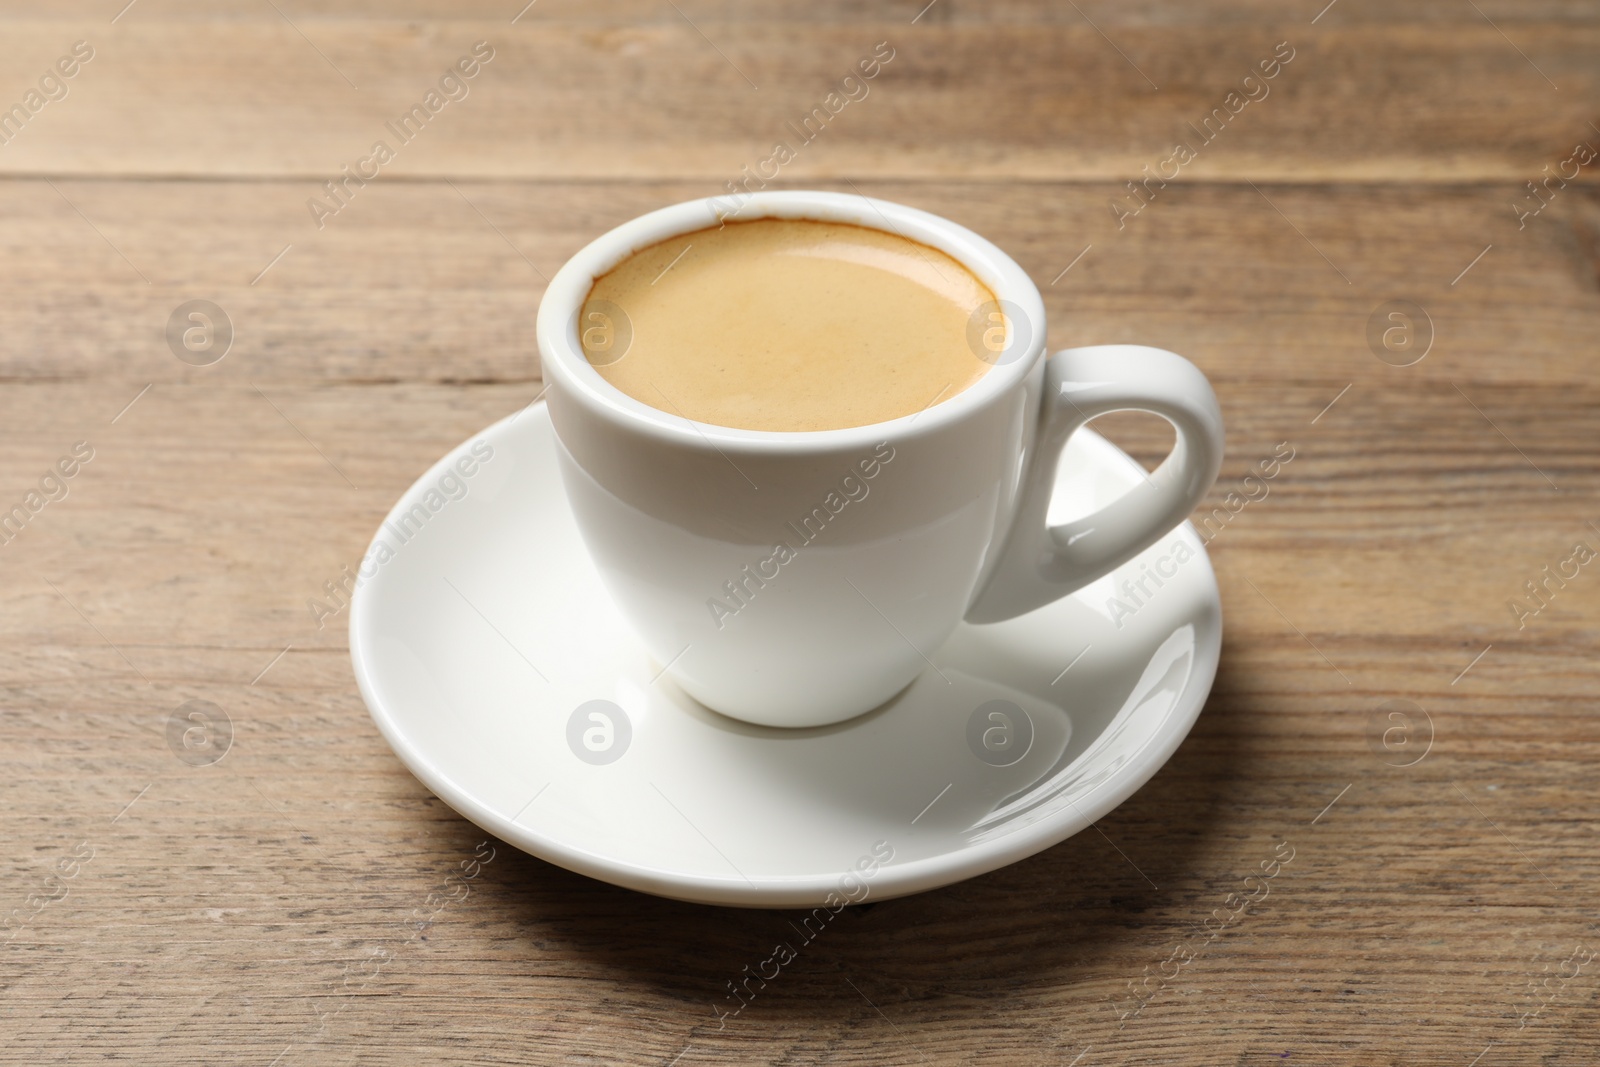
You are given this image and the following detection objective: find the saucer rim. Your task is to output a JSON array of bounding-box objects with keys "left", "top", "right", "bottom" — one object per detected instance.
[{"left": 350, "top": 403, "right": 1220, "bottom": 908}]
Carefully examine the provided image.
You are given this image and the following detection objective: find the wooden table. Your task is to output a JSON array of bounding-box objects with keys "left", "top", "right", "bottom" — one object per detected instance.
[{"left": 2, "top": 3, "right": 1596, "bottom": 1064}]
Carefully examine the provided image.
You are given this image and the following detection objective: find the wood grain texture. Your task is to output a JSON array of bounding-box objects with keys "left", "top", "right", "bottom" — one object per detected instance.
[
  {"left": 0, "top": 16, "right": 1596, "bottom": 180},
  {"left": 1, "top": 2, "right": 1598, "bottom": 1065}
]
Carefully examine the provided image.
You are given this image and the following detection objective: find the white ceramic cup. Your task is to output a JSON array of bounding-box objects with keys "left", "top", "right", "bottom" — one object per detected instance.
[{"left": 536, "top": 191, "right": 1224, "bottom": 728}]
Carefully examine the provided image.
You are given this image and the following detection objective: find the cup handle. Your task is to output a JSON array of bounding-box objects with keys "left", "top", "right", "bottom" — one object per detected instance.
[{"left": 965, "top": 344, "right": 1225, "bottom": 624}]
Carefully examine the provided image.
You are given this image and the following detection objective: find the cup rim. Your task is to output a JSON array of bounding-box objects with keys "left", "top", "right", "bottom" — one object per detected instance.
[{"left": 535, "top": 190, "right": 1048, "bottom": 452}]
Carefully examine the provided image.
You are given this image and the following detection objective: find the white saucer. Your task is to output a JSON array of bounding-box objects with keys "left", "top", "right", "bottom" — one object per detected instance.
[{"left": 350, "top": 403, "right": 1221, "bottom": 908}]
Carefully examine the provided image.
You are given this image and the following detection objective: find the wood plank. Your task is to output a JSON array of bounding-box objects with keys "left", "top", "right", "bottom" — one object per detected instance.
[
  {"left": 1, "top": 179, "right": 1594, "bottom": 387},
  {"left": 0, "top": 22, "right": 1595, "bottom": 180},
  {"left": 4, "top": 0, "right": 1599, "bottom": 23},
  {"left": 2, "top": 377, "right": 1595, "bottom": 661}
]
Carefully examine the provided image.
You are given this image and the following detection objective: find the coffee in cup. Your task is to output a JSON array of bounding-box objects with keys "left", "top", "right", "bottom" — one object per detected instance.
[{"left": 579, "top": 218, "right": 995, "bottom": 432}]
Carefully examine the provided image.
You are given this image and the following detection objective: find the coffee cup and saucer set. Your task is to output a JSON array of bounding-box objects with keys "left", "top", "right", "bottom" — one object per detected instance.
[{"left": 350, "top": 191, "right": 1226, "bottom": 907}]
